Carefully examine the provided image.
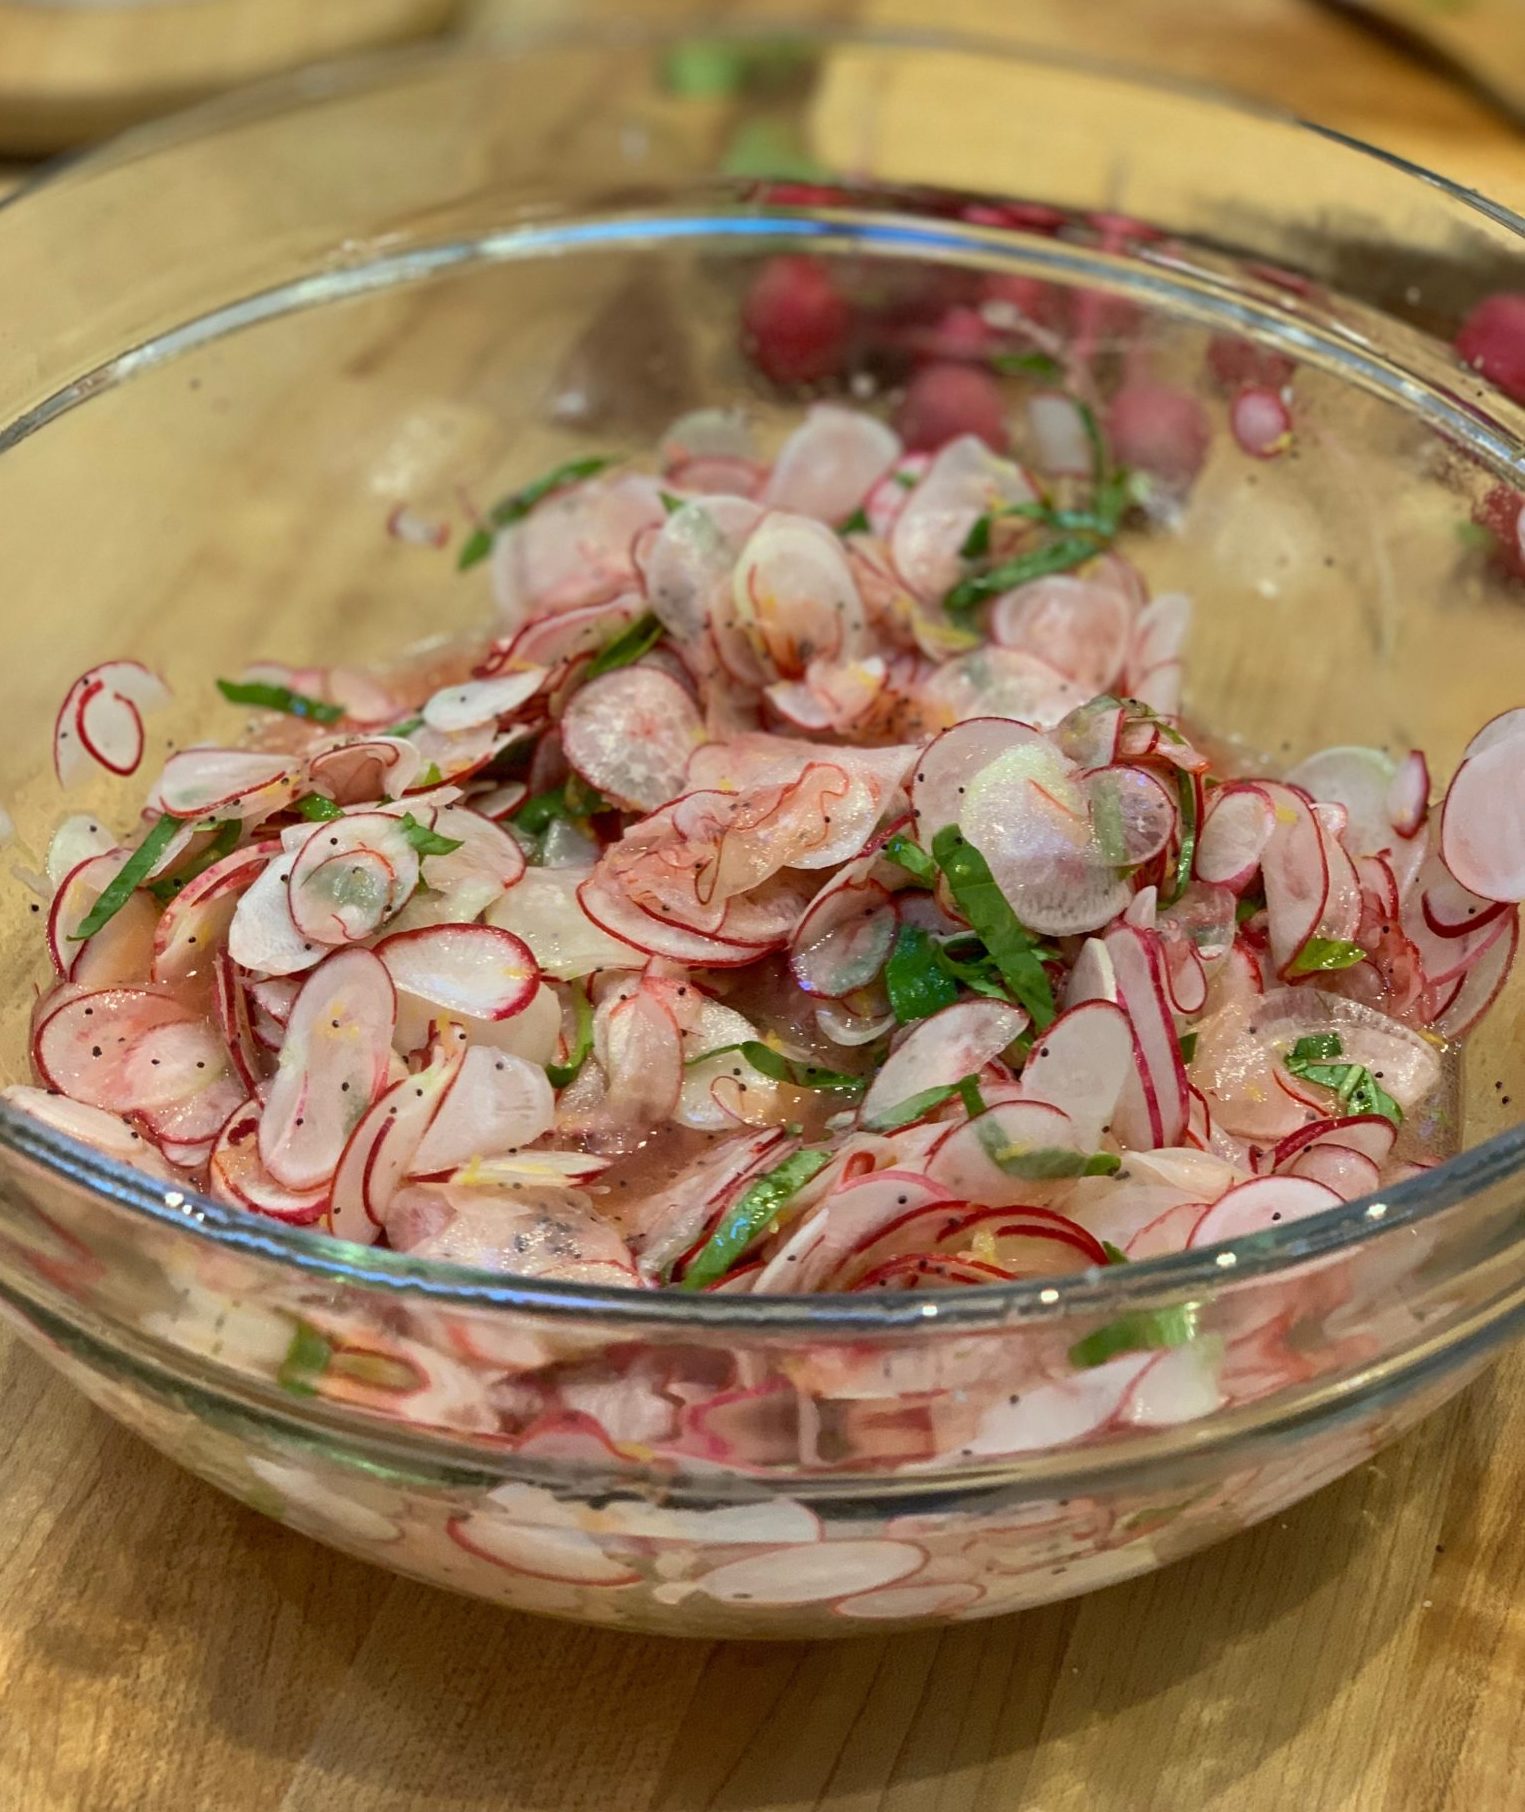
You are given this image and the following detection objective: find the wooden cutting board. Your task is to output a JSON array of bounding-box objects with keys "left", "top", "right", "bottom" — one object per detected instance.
[{"left": 0, "top": 3, "right": 1522, "bottom": 1808}]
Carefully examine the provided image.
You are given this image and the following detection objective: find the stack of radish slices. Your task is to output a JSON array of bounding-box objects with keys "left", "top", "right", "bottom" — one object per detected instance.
[{"left": 11, "top": 401, "right": 1524, "bottom": 1345}]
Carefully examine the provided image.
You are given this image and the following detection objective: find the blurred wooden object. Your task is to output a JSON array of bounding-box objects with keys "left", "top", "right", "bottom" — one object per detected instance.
[
  {"left": 0, "top": 0, "right": 460, "bottom": 155},
  {"left": 0, "top": 3, "right": 1522, "bottom": 1810}
]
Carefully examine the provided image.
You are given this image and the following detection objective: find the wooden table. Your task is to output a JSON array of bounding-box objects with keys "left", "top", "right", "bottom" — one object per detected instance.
[{"left": 2, "top": 3, "right": 1524, "bottom": 1808}]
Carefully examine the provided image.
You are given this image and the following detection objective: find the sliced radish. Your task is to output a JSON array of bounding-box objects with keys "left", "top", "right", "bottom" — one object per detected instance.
[
  {"left": 327, "top": 1043, "right": 464, "bottom": 1243},
  {"left": 373, "top": 924, "right": 538, "bottom": 1023},
  {"left": 1439, "top": 730, "right": 1525, "bottom": 902},
  {"left": 1284, "top": 745, "right": 1397, "bottom": 857},
  {"left": 1, "top": 1083, "right": 176, "bottom": 1178},
  {"left": 491, "top": 470, "right": 665, "bottom": 631},
  {"left": 307, "top": 737, "right": 424, "bottom": 806},
  {"left": 752, "top": 1170, "right": 953, "bottom": 1293},
  {"left": 258, "top": 948, "right": 396, "bottom": 1190},
  {"left": 790, "top": 873, "right": 898, "bottom": 997},
  {"left": 1196, "top": 783, "right": 1275, "bottom": 890},
  {"left": 151, "top": 842, "right": 270, "bottom": 989},
  {"left": 733, "top": 511, "right": 868, "bottom": 679},
  {"left": 1272, "top": 1114, "right": 1397, "bottom": 1169},
  {"left": 595, "top": 988, "right": 684, "bottom": 1130},
  {"left": 54, "top": 661, "right": 169, "bottom": 786},
  {"left": 484, "top": 866, "right": 640, "bottom": 980},
  {"left": 987, "top": 573, "right": 1132, "bottom": 694},
  {"left": 1188, "top": 1174, "right": 1343, "bottom": 1245},
  {"left": 891, "top": 434, "right": 1037, "bottom": 603},
  {"left": 1025, "top": 390, "right": 1093, "bottom": 476},
  {"left": 577, "top": 872, "right": 772, "bottom": 968},
  {"left": 1260, "top": 783, "right": 1362, "bottom": 978},
  {"left": 287, "top": 811, "right": 420, "bottom": 947},
  {"left": 1230, "top": 386, "right": 1293, "bottom": 458},
  {"left": 422, "top": 669, "right": 547, "bottom": 734},
  {"left": 660, "top": 405, "right": 758, "bottom": 469},
  {"left": 763, "top": 404, "right": 901, "bottom": 524},
  {"left": 924, "top": 1100, "right": 1082, "bottom": 1202},
  {"left": 210, "top": 1103, "right": 329, "bottom": 1222},
  {"left": 1020, "top": 999, "right": 1134, "bottom": 1148},
  {"left": 1104, "top": 925, "right": 1190, "bottom": 1150},
  {"left": 1431, "top": 908, "right": 1517, "bottom": 1038},
  {"left": 692, "top": 1540, "right": 924, "bottom": 1606},
  {"left": 1463, "top": 707, "right": 1525, "bottom": 763},
  {"left": 149, "top": 748, "right": 303, "bottom": 821},
  {"left": 1286, "top": 1143, "right": 1381, "bottom": 1199},
  {"left": 560, "top": 665, "right": 703, "bottom": 811},
  {"left": 227, "top": 848, "right": 324, "bottom": 977},
  {"left": 409, "top": 1047, "right": 556, "bottom": 1174},
  {"left": 860, "top": 999, "right": 1028, "bottom": 1130},
  {"left": 46, "top": 814, "right": 117, "bottom": 887},
  {"left": 965, "top": 1355, "right": 1153, "bottom": 1454},
  {"left": 1386, "top": 750, "right": 1429, "bottom": 839},
  {"left": 447, "top": 1515, "right": 640, "bottom": 1587}
]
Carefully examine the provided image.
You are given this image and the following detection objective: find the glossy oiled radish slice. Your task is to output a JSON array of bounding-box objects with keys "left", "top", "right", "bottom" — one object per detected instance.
[
  {"left": 692, "top": 1540, "right": 925, "bottom": 1606},
  {"left": 1117, "top": 1342, "right": 1226, "bottom": 1429},
  {"left": 860, "top": 999, "right": 1028, "bottom": 1130},
  {"left": 227, "top": 848, "right": 325, "bottom": 977},
  {"left": 1019, "top": 999, "right": 1134, "bottom": 1149},
  {"left": 287, "top": 811, "right": 420, "bottom": 946},
  {"left": 405, "top": 805, "right": 526, "bottom": 924},
  {"left": 752, "top": 1170, "right": 953, "bottom": 1293},
  {"left": 923, "top": 645, "right": 1088, "bottom": 730},
  {"left": 763, "top": 404, "right": 901, "bottom": 524},
  {"left": 54, "top": 661, "right": 169, "bottom": 785},
  {"left": 958, "top": 739, "right": 1131, "bottom": 936},
  {"left": 447, "top": 1514, "right": 640, "bottom": 1587},
  {"left": 1284, "top": 745, "right": 1396, "bottom": 856},
  {"left": 560, "top": 666, "right": 703, "bottom": 811},
  {"left": 732, "top": 511, "right": 868, "bottom": 678},
  {"left": 421, "top": 669, "right": 547, "bottom": 734},
  {"left": 151, "top": 843, "right": 272, "bottom": 989},
  {"left": 485, "top": 866, "right": 640, "bottom": 980},
  {"left": 307, "top": 736, "right": 424, "bottom": 806},
  {"left": 577, "top": 873, "right": 771, "bottom": 968},
  {"left": 1104, "top": 925, "right": 1189, "bottom": 1150},
  {"left": 987, "top": 573, "right": 1133, "bottom": 693},
  {"left": 1247, "top": 987, "right": 1441, "bottom": 1111},
  {"left": 789, "top": 873, "right": 898, "bottom": 997},
  {"left": 149, "top": 748, "right": 302, "bottom": 820},
  {"left": 210, "top": 1103, "right": 328, "bottom": 1222},
  {"left": 1260, "top": 784, "right": 1362, "bottom": 977},
  {"left": 45, "top": 814, "right": 116, "bottom": 888},
  {"left": 834, "top": 1581, "right": 983, "bottom": 1621},
  {"left": 1386, "top": 750, "right": 1429, "bottom": 839},
  {"left": 1, "top": 1083, "right": 177, "bottom": 1179},
  {"left": 1287, "top": 1143, "right": 1381, "bottom": 1200},
  {"left": 483, "top": 596, "right": 642, "bottom": 674},
  {"left": 49, "top": 852, "right": 157, "bottom": 986},
  {"left": 373, "top": 924, "right": 538, "bottom": 1022},
  {"left": 891, "top": 433, "right": 1037, "bottom": 602},
  {"left": 1196, "top": 784, "right": 1275, "bottom": 890},
  {"left": 925, "top": 1100, "right": 1082, "bottom": 1202},
  {"left": 965, "top": 1354, "right": 1154, "bottom": 1455},
  {"left": 595, "top": 988, "right": 684, "bottom": 1131},
  {"left": 659, "top": 405, "right": 757, "bottom": 469},
  {"left": 258, "top": 948, "right": 396, "bottom": 1190},
  {"left": 409, "top": 1047, "right": 556, "bottom": 1175},
  {"left": 33, "top": 986, "right": 207, "bottom": 1111},
  {"left": 1431, "top": 907, "right": 1517, "bottom": 1037},
  {"left": 1439, "top": 729, "right": 1525, "bottom": 902},
  {"left": 327, "top": 1043, "right": 464, "bottom": 1243},
  {"left": 490, "top": 471, "right": 665, "bottom": 630},
  {"left": 1188, "top": 1174, "right": 1343, "bottom": 1246},
  {"left": 1272, "top": 1114, "right": 1396, "bottom": 1169},
  {"left": 832, "top": 1200, "right": 1103, "bottom": 1289}
]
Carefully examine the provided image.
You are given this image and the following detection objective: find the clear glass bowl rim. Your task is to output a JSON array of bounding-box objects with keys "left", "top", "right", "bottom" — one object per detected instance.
[{"left": 1, "top": 19, "right": 1523, "bottom": 1334}]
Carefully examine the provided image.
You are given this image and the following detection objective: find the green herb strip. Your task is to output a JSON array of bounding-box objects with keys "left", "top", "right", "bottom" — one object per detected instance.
[
  {"left": 680, "top": 1148, "right": 832, "bottom": 1290},
  {"left": 685, "top": 1040, "right": 863, "bottom": 1094},
  {"left": 278, "top": 1320, "right": 333, "bottom": 1396},
  {"left": 861, "top": 1079, "right": 968, "bottom": 1133},
  {"left": 975, "top": 1115, "right": 1122, "bottom": 1179},
  {"left": 396, "top": 812, "right": 463, "bottom": 858},
  {"left": 838, "top": 505, "right": 871, "bottom": 536},
  {"left": 145, "top": 819, "right": 242, "bottom": 904},
  {"left": 1289, "top": 936, "right": 1368, "bottom": 975},
  {"left": 458, "top": 455, "right": 616, "bottom": 571},
  {"left": 885, "top": 923, "right": 961, "bottom": 1025},
  {"left": 584, "top": 612, "right": 665, "bottom": 682},
  {"left": 1069, "top": 1302, "right": 1200, "bottom": 1369},
  {"left": 1283, "top": 1033, "right": 1403, "bottom": 1126},
  {"left": 945, "top": 533, "right": 1102, "bottom": 617},
  {"left": 931, "top": 827, "right": 1056, "bottom": 1029},
  {"left": 545, "top": 981, "right": 593, "bottom": 1089},
  {"left": 1162, "top": 769, "right": 1198, "bottom": 908},
  {"left": 881, "top": 832, "right": 936, "bottom": 885},
  {"left": 216, "top": 678, "right": 344, "bottom": 724},
  {"left": 70, "top": 815, "right": 186, "bottom": 942}
]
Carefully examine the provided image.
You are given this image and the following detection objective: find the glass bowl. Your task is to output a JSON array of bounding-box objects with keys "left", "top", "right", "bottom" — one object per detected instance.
[{"left": 1, "top": 26, "right": 1524, "bottom": 1640}]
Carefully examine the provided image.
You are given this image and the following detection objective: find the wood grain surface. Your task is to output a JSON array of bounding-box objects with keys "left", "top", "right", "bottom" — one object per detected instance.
[{"left": 1, "top": 3, "right": 1524, "bottom": 1809}]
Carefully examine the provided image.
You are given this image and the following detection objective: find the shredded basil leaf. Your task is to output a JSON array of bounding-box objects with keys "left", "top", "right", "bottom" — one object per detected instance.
[
  {"left": 545, "top": 981, "right": 593, "bottom": 1089},
  {"left": 1235, "top": 893, "right": 1264, "bottom": 925},
  {"left": 1101, "top": 1240, "right": 1130, "bottom": 1265},
  {"left": 862, "top": 1079, "right": 967, "bottom": 1133},
  {"left": 383, "top": 715, "right": 425, "bottom": 739},
  {"left": 145, "top": 818, "right": 242, "bottom": 904},
  {"left": 960, "top": 513, "right": 993, "bottom": 560},
  {"left": 510, "top": 780, "right": 606, "bottom": 848},
  {"left": 838, "top": 505, "right": 871, "bottom": 536},
  {"left": 1289, "top": 936, "right": 1367, "bottom": 975},
  {"left": 1178, "top": 1030, "right": 1199, "bottom": 1065},
  {"left": 885, "top": 923, "right": 961, "bottom": 1024},
  {"left": 975, "top": 1116, "right": 1122, "bottom": 1179},
  {"left": 1162, "top": 768, "right": 1198, "bottom": 908},
  {"left": 70, "top": 815, "right": 186, "bottom": 942},
  {"left": 680, "top": 1147, "right": 831, "bottom": 1290},
  {"left": 1284, "top": 1034, "right": 1402, "bottom": 1126},
  {"left": 881, "top": 832, "right": 936, "bottom": 885},
  {"left": 991, "top": 349, "right": 1063, "bottom": 380},
  {"left": 585, "top": 611, "right": 665, "bottom": 681},
  {"left": 957, "top": 1075, "right": 989, "bottom": 1119},
  {"left": 278, "top": 1320, "right": 333, "bottom": 1396},
  {"left": 293, "top": 793, "right": 344, "bottom": 822},
  {"left": 1291, "top": 1032, "right": 1343, "bottom": 1064},
  {"left": 217, "top": 678, "right": 344, "bottom": 724},
  {"left": 945, "top": 533, "right": 1100, "bottom": 617},
  {"left": 458, "top": 455, "right": 616, "bottom": 571},
  {"left": 686, "top": 1040, "right": 863, "bottom": 1094},
  {"left": 396, "top": 812, "right": 463, "bottom": 858},
  {"left": 931, "top": 827, "right": 1056, "bottom": 1029},
  {"left": 659, "top": 490, "right": 685, "bottom": 516},
  {"left": 1070, "top": 1302, "right": 1200, "bottom": 1369}
]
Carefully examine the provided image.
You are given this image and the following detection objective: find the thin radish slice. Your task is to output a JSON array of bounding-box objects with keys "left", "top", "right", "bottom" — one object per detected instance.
[
  {"left": 1463, "top": 707, "right": 1525, "bottom": 763},
  {"left": 732, "top": 511, "right": 868, "bottom": 679},
  {"left": 483, "top": 596, "right": 642, "bottom": 674},
  {"left": 1230, "top": 385, "right": 1293, "bottom": 458},
  {"left": 987, "top": 573, "right": 1133, "bottom": 694},
  {"left": 1188, "top": 1174, "right": 1343, "bottom": 1246},
  {"left": 891, "top": 434, "right": 1037, "bottom": 603},
  {"left": 402, "top": 805, "right": 526, "bottom": 925},
  {"left": 486, "top": 866, "right": 641, "bottom": 980},
  {"left": 966, "top": 1355, "right": 1154, "bottom": 1455},
  {"left": 151, "top": 842, "right": 271, "bottom": 989},
  {"left": 763, "top": 405, "right": 901, "bottom": 524},
  {"left": 860, "top": 999, "right": 1028, "bottom": 1131},
  {"left": 561, "top": 666, "right": 704, "bottom": 811},
  {"left": 287, "top": 812, "right": 420, "bottom": 947},
  {"left": 409, "top": 1047, "right": 556, "bottom": 1174},
  {"left": 923, "top": 645, "right": 1089, "bottom": 731},
  {"left": 831, "top": 1200, "right": 1103, "bottom": 1288},
  {"left": 1064, "top": 936, "right": 1118, "bottom": 1008},
  {"left": 491, "top": 471, "right": 665, "bottom": 631},
  {"left": 210, "top": 1103, "right": 328, "bottom": 1222},
  {"left": 227, "top": 849, "right": 324, "bottom": 977},
  {"left": 1196, "top": 784, "right": 1275, "bottom": 890},
  {"left": 789, "top": 874, "right": 898, "bottom": 997},
  {"left": 422, "top": 669, "right": 548, "bottom": 733},
  {"left": 54, "top": 661, "right": 169, "bottom": 785},
  {"left": 397, "top": 719, "right": 513, "bottom": 788},
  {"left": 1125, "top": 592, "right": 1192, "bottom": 690},
  {"left": 1019, "top": 999, "right": 1134, "bottom": 1149},
  {"left": 307, "top": 737, "right": 424, "bottom": 806},
  {"left": 1431, "top": 908, "right": 1517, "bottom": 1038},
  {"left": 328, "top": 1043, "right": 464, "bottom": 1243},
  {"left": 471, "top": 782, "right": 528, "bottom": 822},
  {"left": 212, "top": 947, "right": 265, "bottom": 1095},
  {"left": 1125, "top": 1199, "right": 1209, "bottom": 1259},
  {"left": 46, "top": 815, "right": 116, "bottom": 887},
  {"left": 76, "top": 684, "right": 144, "bottom": 778},
  {"left": 644, "top": 494, "right": 764, "bottom": 650},
  {"left": 1386, "top": 750, "right": 1430, "bottom": 839},
  {"left": 1284, "top": 745, "right": 1396, "bottom": 857},
  {"left": 1272, "top": 1115, "right": 1397, "bottom": 1169},
  {"left": 1117, "top": 1343, "right": 1226, "bottom": 1428},
  {"left": 924, "top": 1100, "right": 1083, "bottom": 1203},
  {"left": 912, "top": 714, "right": 1051, "bottom": 850},
  {"left": 1439, "top": 732, "right": 1525, "bottom": 902},
  {"left": 258, "top": 948, "right": 396, "bottom": 1190},
  {"left": 816, "top": 1000, "right": 897, "bottom": 1046},
  {"left": 1287, "top": 1143, "right": 1381, "bottom": 1200},
  {"left": 752, "top": 1171, "right": 953, "bottom": 1294},
  {"left": 577, "top": 873, "right": 771, "bottom": 968},
  {"left": 1104, "top": 925, "right": 1190, "bottom": 1150},
  {"left": 595, "top": 988, "right": 684, "bottom": 1130},
  {"left": 660, "top": 406, "right": 758, "bottom": 469},
  {"left": 1025, "top": 390, "right": 1092, "bottom": 475},
  {"left": 1260, "top": 783, "right": 1362, "bottom": 977},
  {"left": 692, "top": 1540, "right": 925, "bottom": 1606},
  {"left": 149, "top": 748, "right": 303, "bottom": 820},
  {"left": 676, "top": 999, "right": 785, "bottom": 1133},
  {"left": 958, "top": 737, "right": 1132, "bottom": 936},
  {"left": 834, "top": 1581, "right": 984, "bottom": 1621},
  {"left": 1, "top": 1083, "right": 176, "bottom": 1179},
  {"left": 447, "top": 1515, "right": 640, "bottom": 1588},
  {"left": 1245, "top": 987, "right": 1442, "bottom": 1111},
  {"left": 374, "top": 924, "right": 538, "bottom": 1023},
  {"left": 34, "top": 987, "right": 198, "bottom": 1110}
]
